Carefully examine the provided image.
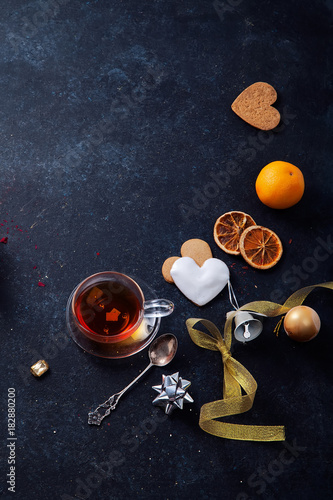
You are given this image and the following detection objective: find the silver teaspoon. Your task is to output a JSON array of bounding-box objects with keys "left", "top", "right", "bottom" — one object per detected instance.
[{"left": 88, "top": 333, "right": 178, "bottom": 425}]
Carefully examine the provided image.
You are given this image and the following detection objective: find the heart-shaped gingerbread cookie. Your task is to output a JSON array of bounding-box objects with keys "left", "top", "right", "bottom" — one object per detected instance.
[
  {"left": 162, "top": 239, "right": 213, "bottom": 283},
  {"left": 170, "top": 257, "right": 230, "bottom": 306},
  {"left": 162, "top": 239, "right": 230, "bottom": 306},
  {"left": 231, "top": 82, "right": 280, "bottom": 130}
]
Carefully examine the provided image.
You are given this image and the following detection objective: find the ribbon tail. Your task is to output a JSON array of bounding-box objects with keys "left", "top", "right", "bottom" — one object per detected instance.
[
  {"left": 201, "top": 358, "right": 285, "bottom": 441},
  {"left": 223, "top": 366, "right": 242, "bottom": 399},
  {"left": 199, "top": 403, "right": 285, "bottom": 441},
  {"left": 283, "top": 282, "right": 333, "bottom": 309}
]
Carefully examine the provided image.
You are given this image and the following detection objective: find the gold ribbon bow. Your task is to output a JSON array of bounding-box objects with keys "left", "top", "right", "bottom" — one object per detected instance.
[{"left": 186, "top": 282, "right": 333, "bottom": 442}]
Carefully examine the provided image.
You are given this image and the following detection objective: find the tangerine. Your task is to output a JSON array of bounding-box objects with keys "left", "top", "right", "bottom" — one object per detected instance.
[{"left": 255, "top": 161, "right": 305, "bottom": 209}]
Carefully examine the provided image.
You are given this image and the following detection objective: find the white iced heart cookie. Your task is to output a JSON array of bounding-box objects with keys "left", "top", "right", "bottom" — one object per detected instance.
[{"left": 170, "top": 256, "right": 230, "bottom": 306}]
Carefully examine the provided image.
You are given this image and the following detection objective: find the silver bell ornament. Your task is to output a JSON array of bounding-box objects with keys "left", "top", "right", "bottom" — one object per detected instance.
[{"left": 234, "top": 311, "right": 263, "bottom": 342}]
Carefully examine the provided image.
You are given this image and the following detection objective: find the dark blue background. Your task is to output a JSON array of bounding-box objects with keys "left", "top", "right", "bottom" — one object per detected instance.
[{"left": 0, "top": 0, "right": 332, "bottom": 499}]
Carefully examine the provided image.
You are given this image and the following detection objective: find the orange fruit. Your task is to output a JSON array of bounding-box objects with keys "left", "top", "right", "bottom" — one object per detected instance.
[
  {"left": 214, "top": 211, "right": 256, "bottom": 255},
  {"left": 239, "top": 225, "right": 283, "bottom": 269},
  {"left": 255, "top": 161, "right": 305, "bottom": 209}
]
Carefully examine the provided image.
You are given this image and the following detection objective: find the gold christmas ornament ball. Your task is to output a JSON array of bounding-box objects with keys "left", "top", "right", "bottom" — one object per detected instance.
[{"left": 283, "top": 306, "right": 321, "bottom": 342}]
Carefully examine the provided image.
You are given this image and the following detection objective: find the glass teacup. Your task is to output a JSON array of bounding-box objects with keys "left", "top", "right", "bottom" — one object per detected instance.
[{"left": 71, "top": 271, "right": 174, "bottom": 343}]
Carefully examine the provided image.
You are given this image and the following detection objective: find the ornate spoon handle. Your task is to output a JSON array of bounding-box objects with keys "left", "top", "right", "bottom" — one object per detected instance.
[
  {"left": 88, "top": 392, "right": 122, "bottom": 425},
  {"left": 88, "top": 362, "right": 153, "bottom": 426}
]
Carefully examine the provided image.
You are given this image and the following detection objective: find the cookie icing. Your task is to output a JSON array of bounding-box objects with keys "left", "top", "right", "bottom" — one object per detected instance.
[{"left": 170, "top": 256, "right": 230, "bottom": 306}]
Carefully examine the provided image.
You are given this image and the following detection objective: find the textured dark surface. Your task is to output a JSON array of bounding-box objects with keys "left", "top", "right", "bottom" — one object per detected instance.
[{"left": 0, "top": 0, "right": 333, "bottom": 499}]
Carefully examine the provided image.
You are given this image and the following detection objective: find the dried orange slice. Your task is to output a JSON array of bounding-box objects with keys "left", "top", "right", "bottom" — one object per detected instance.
[
  {"left": 239, "top": 225, "right": 283, "bottom": 269},
  {"left": 214, "top": 211, "right": 256, "bottom": 255}
]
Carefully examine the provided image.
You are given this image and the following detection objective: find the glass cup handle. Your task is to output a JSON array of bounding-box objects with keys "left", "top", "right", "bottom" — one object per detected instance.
[{"left": 143, "top": 299, "right": 174, "bottom": 318}]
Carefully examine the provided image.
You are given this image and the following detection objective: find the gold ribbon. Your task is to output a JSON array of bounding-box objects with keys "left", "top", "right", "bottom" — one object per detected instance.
[{"left": 186, "top": 282, "right": 333, "bottom": 442}]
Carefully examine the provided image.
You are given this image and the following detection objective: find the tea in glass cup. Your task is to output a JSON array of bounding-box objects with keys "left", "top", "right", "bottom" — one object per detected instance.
[{"left": 71, "top": 272, "right": 173, "bottom": 343}]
